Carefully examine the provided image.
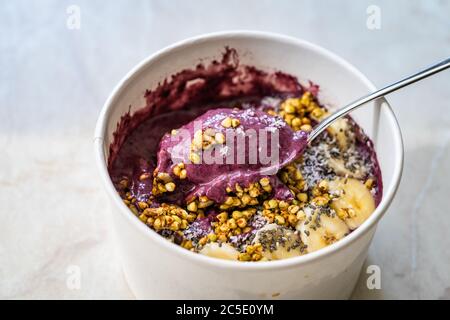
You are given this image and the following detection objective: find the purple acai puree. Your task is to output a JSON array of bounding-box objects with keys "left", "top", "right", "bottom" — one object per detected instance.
[
  {"left": 108, "top": 48, "right": 303, "bottom": 203},
  {"left": 107, "top": 46, "right": 383, "bottom": 225},
  {"left": 155, "top": 107, "right": 308, "bottom": 204}
]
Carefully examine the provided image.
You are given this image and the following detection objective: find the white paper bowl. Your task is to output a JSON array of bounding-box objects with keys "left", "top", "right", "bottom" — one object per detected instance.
[{"left": 94, "top": 31, "right": 403, "bottom": 299}]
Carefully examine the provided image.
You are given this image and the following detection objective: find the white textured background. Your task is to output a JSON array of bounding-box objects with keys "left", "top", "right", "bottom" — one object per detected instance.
[{"left": 1, "top": 0, "right": 449, "bottom": 299}]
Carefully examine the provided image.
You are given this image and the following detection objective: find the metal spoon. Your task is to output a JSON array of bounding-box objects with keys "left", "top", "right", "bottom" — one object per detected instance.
[{"left": 307, "top": 57, "right": 450, "bottom": 144}]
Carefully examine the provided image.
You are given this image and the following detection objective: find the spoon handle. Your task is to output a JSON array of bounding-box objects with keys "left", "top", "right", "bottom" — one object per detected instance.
[{"left": 307, "top": 56, "right": 450, "bottom": 143}]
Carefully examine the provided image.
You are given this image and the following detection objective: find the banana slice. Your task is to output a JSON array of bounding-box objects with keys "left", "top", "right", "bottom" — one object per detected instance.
[
  {"left": 326, "top": 118, "right": 351, "bottom": 151},
  {"left": 329, "top": 178, "right": 375, "bottom": 230},
  {"left": 296, "top": 212, "right": 349, "bottom": 253},
  {"left": 253, "top": 224, "right": 304, "bottom": 260},
  {"left": 328, "top": 157, "right": 364, "bottom": 179},
  {"left": 199, "top": 243, "right": 239, "bottom": 260}
]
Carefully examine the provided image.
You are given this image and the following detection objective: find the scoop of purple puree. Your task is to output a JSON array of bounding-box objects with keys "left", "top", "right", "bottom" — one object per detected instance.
[
  {"left": 108, "top": 47, "right": 382, "bottom": 207},
  {"left": 155, "top": 107, "right": 308, "bottom": 203}
]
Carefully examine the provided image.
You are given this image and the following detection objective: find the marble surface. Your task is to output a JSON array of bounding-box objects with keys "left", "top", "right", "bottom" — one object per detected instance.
[{"left": 1, "top": 0, "right": 449, "bottom": 299}]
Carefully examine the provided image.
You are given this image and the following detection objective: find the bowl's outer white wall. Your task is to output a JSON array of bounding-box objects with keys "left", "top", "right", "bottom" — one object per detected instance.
[{"left": 96, "top": 33, "right": 401, "bottom": 299}]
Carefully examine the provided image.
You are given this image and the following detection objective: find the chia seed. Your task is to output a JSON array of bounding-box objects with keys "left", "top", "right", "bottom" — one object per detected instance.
[{"left": 184, "top": 218, "right": 212, "bottom": 243}]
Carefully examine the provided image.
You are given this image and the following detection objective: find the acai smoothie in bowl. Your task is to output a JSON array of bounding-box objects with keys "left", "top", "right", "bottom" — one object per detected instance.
[{"left": 95, "top": 31, "right": 403, "bottom": 299}]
